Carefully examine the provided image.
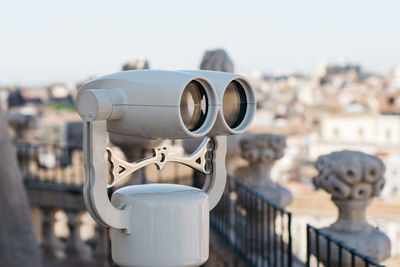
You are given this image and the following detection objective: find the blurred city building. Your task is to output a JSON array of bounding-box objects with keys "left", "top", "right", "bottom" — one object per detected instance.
[
  {"left": 122, "top": 58, "right": 150, "bottom": 70},
  {"left": 200, "top": 49, "right": 234, "bottom": 73},
  {"left": 1, "top": 51, "right": 400, "bottom": 266}
]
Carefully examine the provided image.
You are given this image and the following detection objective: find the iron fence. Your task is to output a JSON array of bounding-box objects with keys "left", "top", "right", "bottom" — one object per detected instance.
[
  {"left": 14, "top": 142, "right": 391, "bottom": 267},
  {"left": 211, "top": 175, "right": 292, "bottom": 267},
  {"left": 15, "top": 142, "right": 85, "bottom": 186},
  {"left": 15, "top": 142, "right": 293, "bottom": 267},
  {"left": 306, "top": 224, "right": 384, "bottom": 267}
]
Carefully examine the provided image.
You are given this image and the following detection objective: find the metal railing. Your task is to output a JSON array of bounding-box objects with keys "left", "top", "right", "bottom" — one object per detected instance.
[
  {"left": 211, "top": 175, "right": 292, "bottom": 267},
  {"left": 15, "top": 142, "right": 110, "bottom": 266},
  {"left": 14, "top": 142, "right": 392, "bottom": 267},
  {"left": 15, "top": 141, "right": 191, "bottom": 187},
  {"left": 15, "top": 142, "right": 85, "bottom": 187},
  {"left": 306, "top": 224, "right": 384, "bottom": 267},
  {"left": 15, "top": 142, "right": 293, "bottom": 267}
]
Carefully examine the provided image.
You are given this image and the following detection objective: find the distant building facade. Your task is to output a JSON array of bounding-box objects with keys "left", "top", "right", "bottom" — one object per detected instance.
[{"left": 308, "top": 114, "right": 400, "bottom": 198}]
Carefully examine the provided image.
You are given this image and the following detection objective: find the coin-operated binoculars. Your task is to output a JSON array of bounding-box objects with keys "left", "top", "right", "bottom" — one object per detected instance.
[{"left": 76, "top": 70, "right": 256, "bottom": 267}]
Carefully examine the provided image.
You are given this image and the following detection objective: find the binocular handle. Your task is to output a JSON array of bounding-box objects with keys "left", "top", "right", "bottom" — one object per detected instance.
[
  {"left": 202, "top": 135, "right": 227, "bottom": 211},
  {"left": 106, "top": 138, "right": 212, "bottom": 188},
  {"left": 83, "top": 120, "right": 227, "bottom": 232},
  {"left": 83, "top": 121, "right": 130, "bottom": 231}
]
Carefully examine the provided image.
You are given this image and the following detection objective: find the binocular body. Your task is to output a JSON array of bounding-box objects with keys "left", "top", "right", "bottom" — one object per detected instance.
[
  {"left": 77, "top": 70, "right": 256, "bottom": 138},
  {"left": 76, "top": 70, "right": 256, "bottom": 267}
]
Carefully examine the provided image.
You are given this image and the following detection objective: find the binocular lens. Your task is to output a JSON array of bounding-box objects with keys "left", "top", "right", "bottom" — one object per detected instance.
[
  {"left": 222, "top": 81, "right": 247, "bottom": 129},
  {"left": 180, "top": 81, "right": 208, "bottom": 131}
]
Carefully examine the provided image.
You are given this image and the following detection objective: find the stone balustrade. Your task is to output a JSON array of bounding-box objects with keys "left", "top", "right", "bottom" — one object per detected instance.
[
  {"left": 15, "top": 139, "right": 396, "bottom": 267},
  {"left": 26, "top": 182, "right": 110, "bottom": 266}
]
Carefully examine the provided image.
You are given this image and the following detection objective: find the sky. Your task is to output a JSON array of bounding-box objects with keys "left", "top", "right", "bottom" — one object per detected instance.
[{"left": 0, "top": 0, "right": 399, "bottom": 85}]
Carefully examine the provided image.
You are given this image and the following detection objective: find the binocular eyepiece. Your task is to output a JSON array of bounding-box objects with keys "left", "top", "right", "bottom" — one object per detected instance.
[{"left": 76, "top": 70, "right": 255, "bottom": 138}]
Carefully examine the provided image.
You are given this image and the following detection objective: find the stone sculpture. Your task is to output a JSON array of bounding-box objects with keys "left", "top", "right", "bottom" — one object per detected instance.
[
  {"left": 312, "top": 150, "right": 390, "bottom": 266},
  {"left": 239, "top": 133, "right": 292, "bottom": 207}
]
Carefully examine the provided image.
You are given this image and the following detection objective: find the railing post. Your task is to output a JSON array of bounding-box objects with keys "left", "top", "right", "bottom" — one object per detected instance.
[
  {"left": 228, "top": 192, "right": 237, "bottom": 244},
  {"left": 64, "top": 209, "right": 91, "bottom": 259},
  {"left": 93, "top": 224, "right": 111, "bottom": 267},
  {"left": 40, "top": 207, "right": 64, "bottom": 259},
  {"left": 306, "top": 225, "right": 311, "bottom": 267},
  {"left": 288, "top": 213, "right": 292, "bottom": 267}
]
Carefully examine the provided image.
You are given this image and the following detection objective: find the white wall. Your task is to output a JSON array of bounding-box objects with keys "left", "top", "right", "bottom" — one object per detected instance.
[{"left": 320, "top": 115, "right": 400, "bottom": 145}]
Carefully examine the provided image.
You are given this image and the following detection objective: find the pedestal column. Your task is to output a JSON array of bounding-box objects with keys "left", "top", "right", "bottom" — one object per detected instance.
[
  {"left": 236, "top": 133, "right": 292, "bottom": 264},
  {"left": 312, "top": 150, "right": 391, "bottom": 266},
  {"left": 239, "top": 133, "right": 292, "bottom": 207}
]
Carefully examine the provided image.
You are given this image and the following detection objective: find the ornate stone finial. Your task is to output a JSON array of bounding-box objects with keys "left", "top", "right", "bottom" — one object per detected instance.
[
  {"left": 313, "top": 150, "right": 385, "bottom": 233},
  {"left": 239, "top": 133, "right": 291, "bottom": 207},
  {"left": 240, "top": 134, "right": 286, "bottom": 185},
  {"left": 312, "top": 151, "right": 391, "bottom": 265},
  {"left": 200, "top": 49, "right": 234, "bottom": 73}
]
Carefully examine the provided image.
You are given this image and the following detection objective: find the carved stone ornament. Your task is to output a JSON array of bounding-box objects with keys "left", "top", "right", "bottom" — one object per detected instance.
[
  {"left": 313, "top": 150, "right": 385, "bottom": 233},
  {"left": 312, "top": 150, "right": 391, "bottom": 266},
  {"left": 239, "top": 133, "right": 292, "bottom": 207}
]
